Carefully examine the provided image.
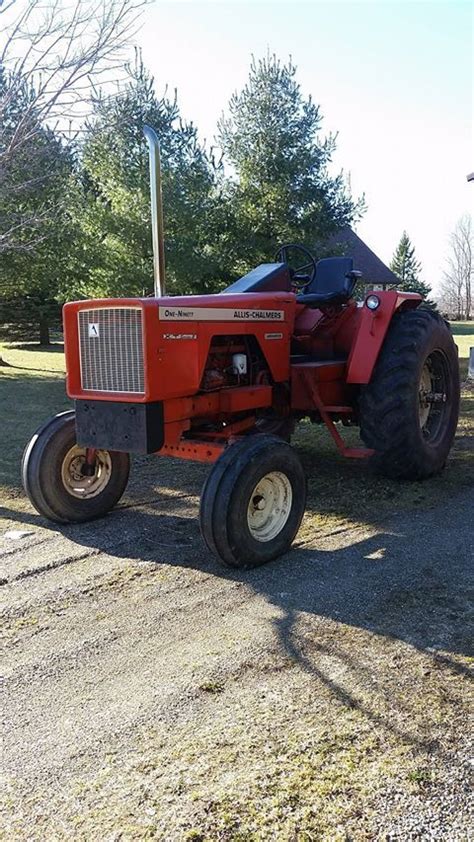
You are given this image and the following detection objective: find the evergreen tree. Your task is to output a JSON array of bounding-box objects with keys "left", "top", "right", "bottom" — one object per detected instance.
[
  {"left": 0, "top": 65, "right": 75, "bottom": 344},
  {"left": 390, "top": 231, "right": 437, "bottom": 308},
  {"left": 72, "top": 58, "right": 227, "bottom": 299},
  {"left": 390, "top": 231, "right": 422, "bottom": 286},
  {"left": 1, "top": 51, "right": 371, "bottom": 341},
  {"left": 217, "top": 55, "right": 364, "bottom": 274}
]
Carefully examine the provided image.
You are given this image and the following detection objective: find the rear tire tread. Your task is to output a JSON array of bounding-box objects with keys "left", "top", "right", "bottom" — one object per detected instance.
[{"left": 360, "top": 309, "right": 459, "bottom": 480}]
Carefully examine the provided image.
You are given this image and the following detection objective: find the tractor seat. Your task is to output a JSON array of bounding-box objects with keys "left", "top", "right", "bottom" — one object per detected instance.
[{"left": 296, "top": 257, "right": 362, "bottom": 307}]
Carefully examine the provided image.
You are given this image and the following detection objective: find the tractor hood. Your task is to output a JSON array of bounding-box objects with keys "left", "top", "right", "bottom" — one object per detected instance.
[{"left": 63, "top": 291, "right": 296, "bottom": 403}]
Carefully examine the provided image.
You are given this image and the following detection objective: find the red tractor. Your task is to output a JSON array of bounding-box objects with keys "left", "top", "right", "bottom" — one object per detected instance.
[{"left": 22, "top": 127, "right": 460, "bottom": 569}]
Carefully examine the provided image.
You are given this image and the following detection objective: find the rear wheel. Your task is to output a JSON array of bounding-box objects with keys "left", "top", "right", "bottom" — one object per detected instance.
[
  {"left": 200, "top": 435, "right": 306, "bottom": 569},
  {"left": 22, "top": 411, "right": 130, "bottom": 523},
  {"left": 359, "top": 309, "right": 460, "bottom": 479}
]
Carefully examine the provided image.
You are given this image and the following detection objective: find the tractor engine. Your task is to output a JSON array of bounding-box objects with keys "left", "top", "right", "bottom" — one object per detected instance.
[{"left": 199, "top": 336, "right": 263, "bottom": 392}]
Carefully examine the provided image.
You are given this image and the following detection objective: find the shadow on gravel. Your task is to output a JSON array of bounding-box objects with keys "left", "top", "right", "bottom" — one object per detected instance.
[
  {"left": 3, "top": 493, "right": 472, "bottom": 654},
  {"left": 2, "top": 486, "right": 472, "bottom": 752},
  {"left": 267, "top": 534, "right": 473, "bottom": 673},
  {"left": 250, "top": 498, "right": 473, "bottom": 751}
]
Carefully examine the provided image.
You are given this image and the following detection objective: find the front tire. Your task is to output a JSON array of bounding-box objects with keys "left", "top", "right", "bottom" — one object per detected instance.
[
  {"left": 200, "top": 435, "right": 307, "bottom": 569},
  {"left": 359, "top": 309, "right": 460, "bottom": 479},
  {"left": 22, "top": 411, "right": 130, "bottom": 523}
]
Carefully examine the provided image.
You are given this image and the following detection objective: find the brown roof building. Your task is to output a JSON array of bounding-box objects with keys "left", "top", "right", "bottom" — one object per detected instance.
[{"left": 325, "top": 226, "right": 398, "bottom": 289}]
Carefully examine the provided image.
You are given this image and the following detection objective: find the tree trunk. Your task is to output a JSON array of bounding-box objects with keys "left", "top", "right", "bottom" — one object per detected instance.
[{"left": 39, "top": 317, "right": 50, "bottom": 346}]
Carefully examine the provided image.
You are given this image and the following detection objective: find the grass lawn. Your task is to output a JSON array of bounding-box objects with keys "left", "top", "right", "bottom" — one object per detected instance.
[
  {"left": 1, "top": 322, "right": 473, "bottom": 522},
  {"left": 0, "top": 343, "right": 70, "bottom": 496},
  {"left": 450, "top": 320, "right": 474, "bottom": 362}
]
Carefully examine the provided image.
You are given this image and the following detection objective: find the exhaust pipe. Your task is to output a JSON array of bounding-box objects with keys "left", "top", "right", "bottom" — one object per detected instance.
[{"left": 143, "top": 125, "right": 166, "bottom": 297}]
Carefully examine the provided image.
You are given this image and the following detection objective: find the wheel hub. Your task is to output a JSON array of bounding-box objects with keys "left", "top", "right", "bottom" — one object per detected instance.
[
  {"left": 247, "top": 471, "right": 292, "bottom": 542},
  {"left": 419, "top": 355, "right": 448, "bottom": 434},
  {"left": 61, "top": 446, "right": 112, "bottom": 499}
]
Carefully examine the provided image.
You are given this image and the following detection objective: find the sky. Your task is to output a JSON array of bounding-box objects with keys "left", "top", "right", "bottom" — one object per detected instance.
[{"left": 138, "top": 0, "right": 473, "bottom": 292}]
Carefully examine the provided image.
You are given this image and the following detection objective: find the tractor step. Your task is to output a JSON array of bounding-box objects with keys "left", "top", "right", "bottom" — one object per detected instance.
[{"left": 292, "top": 364, "right": 374, "bottom": 460}]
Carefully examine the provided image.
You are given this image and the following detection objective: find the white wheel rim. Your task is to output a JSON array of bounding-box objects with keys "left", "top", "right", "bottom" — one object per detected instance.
[
  {"left": 247, "top": 471, "right": 293, "bottom": 542},
  {"left": 419, "top": 362, "right": 433, "bottom": 428},
  {"left": 61, "top": 446, "right": 112, "bottom": 499}
]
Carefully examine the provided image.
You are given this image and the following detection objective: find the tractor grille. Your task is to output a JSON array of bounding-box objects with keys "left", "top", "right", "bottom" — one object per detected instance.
[{"left": 78, "top": 307, "right": 145, "bottom": 394}]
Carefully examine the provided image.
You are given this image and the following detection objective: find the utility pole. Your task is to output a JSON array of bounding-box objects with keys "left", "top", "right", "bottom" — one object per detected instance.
[{"left": 467, "top": 172, "right": 473, "bottom": 378}]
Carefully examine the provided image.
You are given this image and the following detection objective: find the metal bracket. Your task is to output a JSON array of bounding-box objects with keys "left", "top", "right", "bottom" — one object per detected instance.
[{"left": 301, "top": 369, "right": 375, "bottom": 459}]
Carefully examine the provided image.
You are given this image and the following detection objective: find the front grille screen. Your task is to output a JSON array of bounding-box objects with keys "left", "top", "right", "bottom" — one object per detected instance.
[{"left": 78, "top": 307, "right": 145, "bottom": 394}]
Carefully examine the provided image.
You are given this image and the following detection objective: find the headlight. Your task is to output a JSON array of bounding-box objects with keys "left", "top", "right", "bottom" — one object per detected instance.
[{"left": 366, "top": 294, "right": 380, "bottom": 311}]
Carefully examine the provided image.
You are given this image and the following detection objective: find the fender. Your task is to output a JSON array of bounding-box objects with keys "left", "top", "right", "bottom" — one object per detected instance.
[{"left": 346, "top": 290, "right": 422, "bottom": 384}]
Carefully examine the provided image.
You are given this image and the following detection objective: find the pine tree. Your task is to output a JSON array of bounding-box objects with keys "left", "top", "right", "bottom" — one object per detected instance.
[
  {"left": 71, "top": 58, "right": 226, "bottom": 298},
  {"left": 390, "top": 231, "right": 421, "bottom": 285},
  {"left": 217, "top": 55, "right": 364, "bottom": 274},
  {"left": 390, "top": 231, "right": 437, "bottom": 308}
]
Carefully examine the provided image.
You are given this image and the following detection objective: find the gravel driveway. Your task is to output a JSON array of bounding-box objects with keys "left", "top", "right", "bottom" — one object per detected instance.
[{"left": 1, "top": 453, "right": 473, "bottom": 840}]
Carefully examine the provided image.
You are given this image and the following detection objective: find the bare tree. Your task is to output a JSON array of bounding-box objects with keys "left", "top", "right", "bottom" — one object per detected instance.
[
  {"left": 440, "top": 214, "right": 473, "bottom": 320},
  {"left": 0, "top": 0, "right": 147, "bottom": 254}
]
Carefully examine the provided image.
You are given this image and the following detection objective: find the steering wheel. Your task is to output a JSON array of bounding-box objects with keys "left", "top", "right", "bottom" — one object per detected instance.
[{"left": 275, "top": 243, "right": 317, "bottom": 289}]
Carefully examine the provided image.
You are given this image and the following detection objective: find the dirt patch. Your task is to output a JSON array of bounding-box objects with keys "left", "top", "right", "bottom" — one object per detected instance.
[{"left": 1, "top": 453, "right": 473, "bottom": 839}]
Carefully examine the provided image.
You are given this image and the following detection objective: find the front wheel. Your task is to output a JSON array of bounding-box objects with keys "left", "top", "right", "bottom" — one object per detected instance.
[
  {"left": 359, "top": 309, "right": 460, "bottom": 479},
  {"left": 22, "top": 411, "right": 130, "bottom": 523},
  {"left": 200, "top": 435, "right": 307, "bottom": 569}
]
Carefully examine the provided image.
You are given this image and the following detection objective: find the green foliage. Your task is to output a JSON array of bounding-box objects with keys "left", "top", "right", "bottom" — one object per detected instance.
[
  {"left": 217, "top": 54, "right": 364, "bottom": 273},
  {"left": 0, "top": 64, "right": 75, "bottom": 343},
  {"left": 390, "top": 231, "right": 421, "bottom": 285},
  {"left": 70, "top": 57, "right": 227, "bottom": 299},
  {"left": 1, "top": 52, "right": 366, "bottom": 342},
  {"left": 390, "top": 231, "right": 437, "bottom": 308}
]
